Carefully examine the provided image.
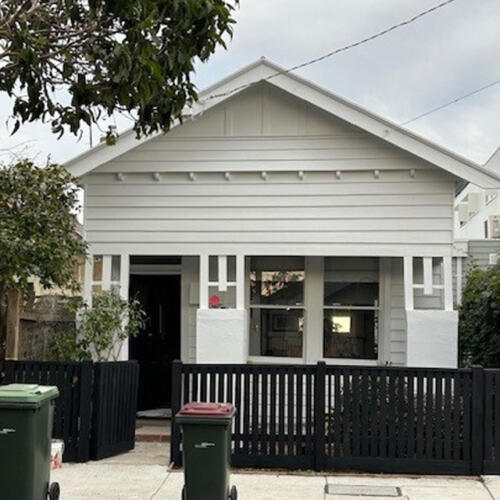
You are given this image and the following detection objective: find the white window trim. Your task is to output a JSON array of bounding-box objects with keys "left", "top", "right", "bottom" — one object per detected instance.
[
  {"left": 320, "top": 358, "right": 378, "bottom": 366},
  {"left": 248, "top": 355, "right": 306, "bottom": 365}
]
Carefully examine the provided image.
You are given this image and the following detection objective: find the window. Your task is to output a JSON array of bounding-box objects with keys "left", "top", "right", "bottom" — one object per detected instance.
[
  {"left": 249, "top": 257, "right": 304, "bottom": 358},
  {"left": 91, "top": 255, "right": 121, "bottom": 294},
  {"left": 323, "top": 258, "right": 379, "bottom": 360}
]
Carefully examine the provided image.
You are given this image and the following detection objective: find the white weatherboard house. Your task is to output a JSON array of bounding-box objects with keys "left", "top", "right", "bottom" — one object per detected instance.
[{"left": 68, "top": 59, "right": 500, "bottom": 409}]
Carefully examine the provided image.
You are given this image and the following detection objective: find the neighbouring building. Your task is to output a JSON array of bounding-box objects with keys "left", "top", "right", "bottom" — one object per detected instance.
[
  {"left": 67, "top": 59, "right": 500, "bottom": 410},
  {"left": 455, "top": 148, "right": 500, "bottom": 271}
]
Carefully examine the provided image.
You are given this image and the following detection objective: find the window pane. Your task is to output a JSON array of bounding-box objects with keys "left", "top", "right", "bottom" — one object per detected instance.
[
  {"left": 111, "top": 255, "right": 121, "bottom": 282},
  {"left": 208, "top": 286, "right": 236, "bottom": 309},
  {"left": 92, "top": 255, "right": 103, "bottom": 282},
  {"left": 250, "top": 260, "right": 305, "bottom": 306},
  {"left": 250, "top": 308, "right": 303, "bottom": 358},
  {"left": 323, "top": 309, "right": 378, "bottom": 359},
  {"left": 324, "top": 282, "right": 378, "bottom": 307}
]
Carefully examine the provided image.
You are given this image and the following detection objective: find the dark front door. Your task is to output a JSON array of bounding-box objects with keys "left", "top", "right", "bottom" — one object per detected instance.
[{"left": 129, "top": 274, "right": 181, "bottom": 411}]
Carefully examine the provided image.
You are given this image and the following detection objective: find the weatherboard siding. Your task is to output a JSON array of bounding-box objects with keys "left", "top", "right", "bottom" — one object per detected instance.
[
  {"left": 82, "top": 83, "right": 455, "bottom": 256},
  {"left": 83, "top": 169, "right": 454, "bottom": 256}
]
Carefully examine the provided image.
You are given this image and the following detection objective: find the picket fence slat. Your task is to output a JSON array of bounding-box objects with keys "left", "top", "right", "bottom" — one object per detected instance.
[{"left": 171, "top": 361, "right": 500, "bottom": 475}]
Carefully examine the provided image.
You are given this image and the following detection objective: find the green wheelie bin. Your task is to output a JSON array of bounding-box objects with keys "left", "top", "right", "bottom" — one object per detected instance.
[
  {"left": 0, "top": 384, "right": 60, "bottom": 500},
  {"left": 176, "top": 402, "right": 237, "bottom": 500}
]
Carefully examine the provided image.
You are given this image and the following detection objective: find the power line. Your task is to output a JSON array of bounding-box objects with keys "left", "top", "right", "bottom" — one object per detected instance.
[
  {"left": 401, "top": 78, "right": 500, "bottom": 126},
  {"left": 203, "top": 0, "right": 459, "bottom": 103}
]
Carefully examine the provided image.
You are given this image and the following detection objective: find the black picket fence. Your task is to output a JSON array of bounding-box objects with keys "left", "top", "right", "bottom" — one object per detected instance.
[
  {"left": 1, "top": 360, "right": 139, "bottom": 462},
  {"left": 171, "top": 361, "right": 500, "bottom": 475}
]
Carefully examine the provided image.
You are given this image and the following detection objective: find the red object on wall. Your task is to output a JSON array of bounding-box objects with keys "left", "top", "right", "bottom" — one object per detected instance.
[{"left": 209, "top": 294, "right": 221, "bottom": 308}]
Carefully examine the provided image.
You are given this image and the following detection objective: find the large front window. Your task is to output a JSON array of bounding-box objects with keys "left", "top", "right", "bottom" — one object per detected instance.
[
  {"left": 323, "top": 258, "right": 379, "bottom": 360},
  {"left": 249, "top": 257, "right": 304, "bottom": 358}
]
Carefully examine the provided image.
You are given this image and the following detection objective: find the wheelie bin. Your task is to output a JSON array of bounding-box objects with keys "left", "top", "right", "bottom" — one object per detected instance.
[
  {"left": 0, "top": 383, "right": 60, "bottom": 500},
  {"left": 176, "top": 402, "right": 237, "bottom": 500}
]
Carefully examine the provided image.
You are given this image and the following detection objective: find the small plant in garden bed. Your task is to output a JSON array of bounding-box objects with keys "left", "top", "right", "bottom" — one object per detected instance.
[{"left": 50, "top": 290, "right": 145, "bottom": 362}]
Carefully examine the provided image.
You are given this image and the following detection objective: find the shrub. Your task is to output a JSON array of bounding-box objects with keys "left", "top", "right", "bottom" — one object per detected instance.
[
  {"left": 50, "top": 290, "right": 145, "bottom": 362},
  {"left": 459, "top": 263, "right": 500, "bottom": 367}
]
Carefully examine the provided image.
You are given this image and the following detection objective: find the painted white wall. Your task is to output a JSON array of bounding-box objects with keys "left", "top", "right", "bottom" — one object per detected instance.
[
  {"left": 196, "top": 309, "right": 247, "bottom": 363},
  {"left": 83, "top": 83, "right": 455, "bottom": 257},
  {"left": 406, "top": 310, "right": 458, "bottom": 368}
]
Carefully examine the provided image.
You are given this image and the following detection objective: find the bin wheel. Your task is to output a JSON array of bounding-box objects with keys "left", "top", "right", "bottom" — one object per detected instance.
[
  {"left": 229, "top": 485, "right": 237, "bottom": 500},
  {"left": 48, "top": 482, "right": 60, "bottom": 500}
]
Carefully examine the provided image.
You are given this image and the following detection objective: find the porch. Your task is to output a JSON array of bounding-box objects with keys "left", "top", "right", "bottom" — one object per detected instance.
[{"left": 85, "top": 253, "right": 464, "bottom": 402}]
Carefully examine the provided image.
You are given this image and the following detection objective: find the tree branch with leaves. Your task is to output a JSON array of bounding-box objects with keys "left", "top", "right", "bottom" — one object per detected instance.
[{"left": 0, "top": 0, "right": 239, "bottom": 142}]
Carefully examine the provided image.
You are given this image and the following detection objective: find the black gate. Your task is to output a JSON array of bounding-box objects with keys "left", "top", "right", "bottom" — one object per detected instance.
[
  {"left": 171, "top": 361, "right": 500, "bottom": 475},
  {"left": 2, "top": 360, "right": 139, "bottom": 462}
]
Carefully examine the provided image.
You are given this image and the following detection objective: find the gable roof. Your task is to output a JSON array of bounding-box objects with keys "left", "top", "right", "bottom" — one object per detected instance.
[{"left": 67, "top": 58, "right": 500, "bottom": 189}]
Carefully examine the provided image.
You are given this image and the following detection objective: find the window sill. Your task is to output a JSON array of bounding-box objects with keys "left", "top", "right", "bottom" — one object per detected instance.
[
  {"left": 247, "top": 356, "right": 380, "bottom": 366},
  {"left": 320, "top": 358, "right": 378, "bottom": 366},
  {"left": 247, "top": 355, "right": 305, "bottom": 365}
]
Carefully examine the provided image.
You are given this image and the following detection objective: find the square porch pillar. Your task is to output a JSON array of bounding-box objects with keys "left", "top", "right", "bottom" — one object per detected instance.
[
  {"left": 196, "top": 255, "right": 247, "bottom": 363},
  {"left": 403, "top": 256, "right": 459, "bottom": 368}
]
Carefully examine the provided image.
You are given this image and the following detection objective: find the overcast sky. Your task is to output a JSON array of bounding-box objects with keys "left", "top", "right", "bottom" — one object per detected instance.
[{"left": 1, "top": 0, "right": 499, "bottom": 165}]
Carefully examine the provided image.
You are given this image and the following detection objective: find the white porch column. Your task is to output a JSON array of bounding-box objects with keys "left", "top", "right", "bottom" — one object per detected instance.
[
  {"left": 118, "top": 254, "right": 130, "bottom": 360},
  {"left": 304, "top": 257, "right": 324, "bottom": 363},
  {"left": 403, "top": 256, "right": 458, "bottom": 368},
  {"left": 196, "top": 255, "right": 247, "bottom": 363},
  {"left": 83, "top": 255, "right": 93, "bottom": 307}
]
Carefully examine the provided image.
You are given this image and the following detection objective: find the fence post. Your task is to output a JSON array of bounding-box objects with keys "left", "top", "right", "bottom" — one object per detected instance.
[
  {"left": 77, "top": 361, "right": 93, "bottom": 462},
  {"left": 471, "top": 365, "right": 484, "bottom": 475},
  {"left": 314, "top": 361, "right": 326, "bottom": 471},
  {"left": 170, "top": 360, "right": 183, "bottom": 466}
]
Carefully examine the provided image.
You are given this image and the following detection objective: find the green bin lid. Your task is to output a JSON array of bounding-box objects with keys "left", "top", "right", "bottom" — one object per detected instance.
[{"left": 0, "top": 384, "right": 59, "bottom": 406}]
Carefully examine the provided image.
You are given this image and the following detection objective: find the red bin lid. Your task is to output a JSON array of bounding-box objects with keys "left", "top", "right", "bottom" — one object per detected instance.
[{"left": 179, "top": 402, "right": 235, "bottom": 416}]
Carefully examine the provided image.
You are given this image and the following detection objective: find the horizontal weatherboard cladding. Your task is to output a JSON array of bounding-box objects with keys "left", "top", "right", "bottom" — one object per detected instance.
[{"left": 83, "top": 83, "right": 455, "bottom": 256}]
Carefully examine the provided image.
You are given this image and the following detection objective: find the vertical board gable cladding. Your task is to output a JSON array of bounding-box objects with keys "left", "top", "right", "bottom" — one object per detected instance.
[{"left": 83, "top": 83, "right": 455, "bottom": 256}]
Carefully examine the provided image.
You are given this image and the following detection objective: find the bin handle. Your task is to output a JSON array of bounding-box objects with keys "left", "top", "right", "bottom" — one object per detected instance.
[{"left": 0, "top": 428, "right": 16, "bottom": 435}]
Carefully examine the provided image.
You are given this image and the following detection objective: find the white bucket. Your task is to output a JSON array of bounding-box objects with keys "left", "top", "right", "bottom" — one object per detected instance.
[{"left": 51, "top": 439, "right": 64, "bottom": 470}]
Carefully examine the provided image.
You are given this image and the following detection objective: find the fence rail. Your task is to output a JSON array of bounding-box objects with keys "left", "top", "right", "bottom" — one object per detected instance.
[
  {"left": 171, "top": 361, "right": 500, "bottom": 475},
  {"left": 2, "top": 360, "right": 139, "bottom": 462}
]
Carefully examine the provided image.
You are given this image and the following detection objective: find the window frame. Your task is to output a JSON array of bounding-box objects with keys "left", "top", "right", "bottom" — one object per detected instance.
[
  {"left": 246, "top": 257, "right": 385, "bottom": 366},
  {"left": 248, "top": 258, "right": 306, "bottom": 361},
  {"left": 322, "top": 259, "right": 380, "bottom": 363}
]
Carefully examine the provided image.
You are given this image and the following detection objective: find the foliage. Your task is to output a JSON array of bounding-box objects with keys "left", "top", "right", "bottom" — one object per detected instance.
[
  {"left": 0, "top": 159, "right": 87, "bottom": 293},
  {"left": 0, "top": 0, "right": 239, "bottom": 141},
  {"left": 459, "top": 263, "right": 500, "bottom": 368},
  {"left": 50, "top": 290, "right": 146, "bottom": 362},
  {"left": 48, "top": 325, "right": 88, "bottom": 362}
]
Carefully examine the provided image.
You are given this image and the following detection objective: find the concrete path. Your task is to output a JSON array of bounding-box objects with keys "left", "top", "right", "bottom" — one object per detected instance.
[
  {"left": 51, "top": 444, "right": 500, "bottom": 500},
  {"left": 52, "top": 465, "right": 500, "bottom": 500}
]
